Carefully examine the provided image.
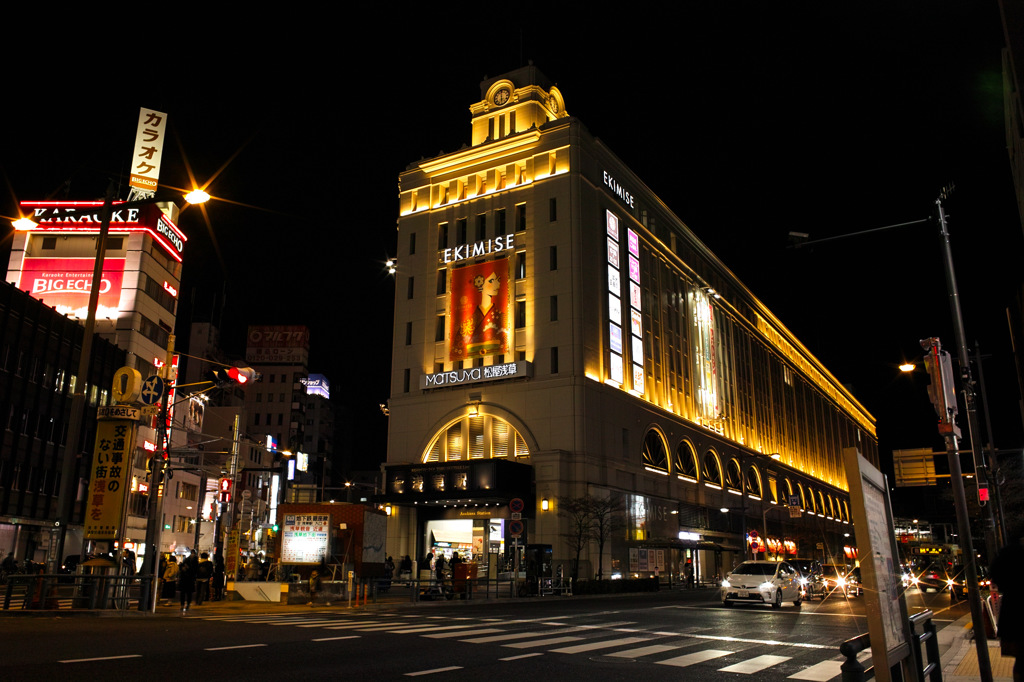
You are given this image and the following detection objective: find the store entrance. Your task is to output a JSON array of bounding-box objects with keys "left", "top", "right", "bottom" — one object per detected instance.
[{"left": 423, "top": 517, "right": 510, "bottom": 579}]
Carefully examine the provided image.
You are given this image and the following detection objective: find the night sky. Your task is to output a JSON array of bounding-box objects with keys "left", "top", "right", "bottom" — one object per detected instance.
[{"left": 3, "top": 5, "right": 1020, "bottom": 489}]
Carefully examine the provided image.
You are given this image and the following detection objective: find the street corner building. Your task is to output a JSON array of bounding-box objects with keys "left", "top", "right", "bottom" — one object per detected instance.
[{"left": 381, "top": 66, "right": 878, "bottom": 586}]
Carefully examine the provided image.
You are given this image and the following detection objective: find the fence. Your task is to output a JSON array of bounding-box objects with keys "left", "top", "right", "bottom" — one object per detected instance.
[
  {"left": 839, "top": 609, "right": 942, "bottom": 682},
  {"left": 2, "top": 573, "right": 155, "bottom": 612}
]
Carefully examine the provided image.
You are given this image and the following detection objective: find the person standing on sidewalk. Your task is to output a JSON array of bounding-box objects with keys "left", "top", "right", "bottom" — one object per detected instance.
[
  {"left": 195, "top": 553, "right": 213, "bottom": 605},
  {"left": 161, "top": 556, "right": 179, "bottom": 605},
  {"left": 991, "top": 527, "right": 1024, "bottom": 682},
  {"left": 177, "top": 555, "right": 196, "bottom": 614},
  {"left": 211, "top": 554, "right": 225, "bottom": 601},
  {"left": 308, "top": 569, "right": 322, "bottom": 606}
]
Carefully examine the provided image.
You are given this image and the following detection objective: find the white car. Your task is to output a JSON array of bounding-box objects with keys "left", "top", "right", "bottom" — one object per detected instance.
[{"left": 722, "top": 560, "right": 803, "bottom": 609}]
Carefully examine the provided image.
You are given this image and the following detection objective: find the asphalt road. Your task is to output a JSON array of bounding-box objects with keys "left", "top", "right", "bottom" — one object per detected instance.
[{"left": 0, "top": 587, "right": 966, "bottom": 681}]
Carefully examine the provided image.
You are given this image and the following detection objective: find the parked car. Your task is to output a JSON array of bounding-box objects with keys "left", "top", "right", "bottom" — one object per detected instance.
[
  {"left": 788, "top": 559, "right": 819, "bottom": 599},
  {"left": 721, "top": 560, "right": 802, "bottom": 609}
]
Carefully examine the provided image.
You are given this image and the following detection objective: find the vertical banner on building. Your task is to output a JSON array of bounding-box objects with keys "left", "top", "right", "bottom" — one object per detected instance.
[
  {"left": 84, "top": 408, "right": 140, "bottom": 540},
  {"left": 447, "top": 256, "right": 512, "bottom": 361},
  {"left": 626, "top": 228, "right": 644, "bottom": 395},
  {"left": 606, "top": 210, "right": 624, "bottom": 384},
  {"left": 129, "top": 108, "right": 168, "bottom": 194}
]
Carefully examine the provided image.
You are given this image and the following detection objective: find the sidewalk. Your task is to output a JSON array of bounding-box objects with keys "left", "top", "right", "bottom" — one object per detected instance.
[{"left": 940, "top": 613, "right": 1014, "bottom": 682}]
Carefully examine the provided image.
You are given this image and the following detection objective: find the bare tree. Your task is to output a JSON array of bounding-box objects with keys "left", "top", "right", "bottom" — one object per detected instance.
[
  {"left": 590, "top": 494, "right": 625, "bottom": 580},
  {"left": 559, "top": 496, "right": 593, "bottom": 581}
]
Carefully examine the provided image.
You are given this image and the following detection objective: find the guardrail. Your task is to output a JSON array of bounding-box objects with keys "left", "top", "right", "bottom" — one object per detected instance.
[
  {"left": 839, "top": 609, "right": 942, "bottom": 682},
  {"left": 2, "top": 573, "right": 155, "bottom": 612}
]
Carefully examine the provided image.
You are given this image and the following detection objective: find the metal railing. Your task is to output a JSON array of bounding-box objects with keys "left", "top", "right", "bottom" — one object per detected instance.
[
  {"left": 839, "top": 609, "right": 942, "bottom": 682},
  {"left": 2, "top": 573, "right": 155, "bottom": 612}
]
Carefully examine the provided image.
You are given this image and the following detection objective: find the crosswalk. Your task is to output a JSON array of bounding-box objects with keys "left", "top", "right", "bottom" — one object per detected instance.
[{"left": 197, "top": 611, "right": 868, "bottom": 680}]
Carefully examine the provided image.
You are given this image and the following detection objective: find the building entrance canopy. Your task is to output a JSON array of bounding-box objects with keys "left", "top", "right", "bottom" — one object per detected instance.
[{"left": 381, "top": 459, "right": 532, "bottom": 507}]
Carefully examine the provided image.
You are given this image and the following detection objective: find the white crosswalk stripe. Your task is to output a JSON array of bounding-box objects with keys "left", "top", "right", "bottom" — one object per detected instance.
[
  {"left": 719, "top": 654, "right": 793, "bottom": 673},
  {"left": 503, "top": 635, "right": 585, "bottom": 649},
  {"left": 548, "top": 636, "right": 653, "bottom": 654},
  {"left": 656, "top": 648, "right": 734, "bottom": 668}
]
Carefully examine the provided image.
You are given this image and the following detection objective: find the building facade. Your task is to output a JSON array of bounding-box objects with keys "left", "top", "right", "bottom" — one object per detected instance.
[
  {"left": 5, "top": 200, "right": 200, "bottom": 562},
  {"left": 382, "top": 67, "right": 878, "bottom": 583}
]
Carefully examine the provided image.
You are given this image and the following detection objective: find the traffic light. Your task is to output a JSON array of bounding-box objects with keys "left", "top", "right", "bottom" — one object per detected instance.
[
  {"left": 218, "top": 477, "right": 233, "bottom": 503},
  {"left": 207, "top": 366, "right": 259, "bottom": 385}
]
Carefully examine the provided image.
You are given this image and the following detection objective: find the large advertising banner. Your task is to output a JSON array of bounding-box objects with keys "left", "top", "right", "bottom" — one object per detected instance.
[
  {"left": 17, "top": 257, "right": 125, "bottom": 319},
  {"left": 84, "top": 415, "right": 138, "bottom": 540},
  {"left": 447, "top": 256, "right": 512, "bottom": 361},
  {"left": 246, "top": 325, "right": 310, "bottom": 365}
]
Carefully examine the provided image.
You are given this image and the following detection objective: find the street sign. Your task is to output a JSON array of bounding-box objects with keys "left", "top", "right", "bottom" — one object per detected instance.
[
  {"left": 509, "top": 498, "right": 525, "bottom": 513},
  {"left": 112, "top": 367, "right": 142, "bottom": 403},
  {"left": 511, "top": 512, "right": 522, "bottom": 520},
  {"left": 510, "top": 519, "right": 524, "bottom": 538},
  {"left": 140, "top": 375, "right": 165, "bottom": 405},
  {"left": 97, "top": 405, "right": 141, "bottom": 421}
]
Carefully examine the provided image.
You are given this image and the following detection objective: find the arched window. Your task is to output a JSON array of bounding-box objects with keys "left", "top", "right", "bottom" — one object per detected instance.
[
  {"left": 703, "top": 450, "right": 722, "bottom": 487},
  {"left": 674, "top": 441, "right": 699, "bottom": 481},
  {"left": 642, "top": 429, "right": 669, "bottom": 473},
  {"left": 798, "top": 483, "right": 807, "bottom": 510},
  {"left": 422, "top": 413, "right": 530, "bottom": 462},
  {"left": 725, "top": 458, "right": 742, "bottom": 491},
  {"left": 817, "top": 491, "right": 827, "bottom": 517},
  {"left": 745, "top": 465, "right": 762, "bottom": 499}
]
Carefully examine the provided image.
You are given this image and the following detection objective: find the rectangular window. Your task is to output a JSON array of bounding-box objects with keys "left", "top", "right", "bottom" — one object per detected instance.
[
  {"left": 516, "top": 203, "right": 527, "bottom": 232},
  {"left": 550, "top": 295, "right": 558, "bottom": 321},
  {"left": 476, "top": 214, "right": 486, "bottom": 241},
  {"left": 456, "top": 218, "right": 467, "bottom": 245},
  {"left": 549, "top": 198, "right": 557, "bottom": 222},
  {"left": 435, "top": 315, "right": 446, "bottom": 342},
  {"left": 551, "top": 347, "right": 559, "bottom": 374},
  {"left": 436, "top": 269, "right": 447, "bottom": 295},
  {"left": 516, "top": 252, "right": 526, "bottom": 279},
  {"left": 550, "top": 245, "right": 557, "bottom": 271},
  {"left": 403, "top": 369, "right": 411, "bottom": 393},
  {"left": 405, "top": 322, "right": 413, "bottom": 346},
  {"left": 515, "top": 300, "right": 526, "bottom": 328},
  {"left": 407, "top": 276, "right": 415, "bottom": 299},
  {"left": 409, "top": 232, "right": 416, "bottom": 255},
  {"left": 42, "top": 236, "right": 57, "bottom": 250},
  {"left": 495, "top": 209, "right": 507, "bottom": 236},
  {"left": 438, "top": 223, "right": 449, "bottom": 250},
  {"left": 277, "top": 414, "right": 284, "bottom": 426},
  {"left": 254, "top": 413, "right": 261, "bottom": 426}
]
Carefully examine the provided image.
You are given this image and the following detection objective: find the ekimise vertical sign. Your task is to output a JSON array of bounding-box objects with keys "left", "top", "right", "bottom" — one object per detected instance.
[{"left": 447, "top": 256, "right": 513, "bottom": 361}]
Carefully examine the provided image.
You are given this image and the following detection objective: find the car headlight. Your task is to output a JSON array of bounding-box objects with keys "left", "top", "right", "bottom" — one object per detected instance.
[
  {"left": 911, "top": 576, "right": 919, "bottom": 585},
  {"left": 721, "top": 579, "right": 731, "bottom": 588},
  {"left": 760, "top": 581, "right": 774, "bottom": 591},
  {"left": 798, "top": 577, "right": 808, "bottom": 586},
  {"left": 836, "top": 577, "right": 846, "bottom": 587},
  {"left": 947, "top": 579, "right": 955, "bottom": 588}
]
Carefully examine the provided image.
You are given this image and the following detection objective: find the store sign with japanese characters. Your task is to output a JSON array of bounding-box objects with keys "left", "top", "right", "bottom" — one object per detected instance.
[
  {"left": 83, "top": 416, "right": 138, "bottom": 540},
  {"left": 281, "top": 513, "right": 331, "bottom": 564}
]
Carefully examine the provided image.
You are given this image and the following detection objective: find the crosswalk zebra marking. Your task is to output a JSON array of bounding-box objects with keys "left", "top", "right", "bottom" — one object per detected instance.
[
  {"left": 656, "top": 648, "right": 733, "bottom": 668},
  {"left": 719, "top": 654, "right": 793, "bottom": 673}
]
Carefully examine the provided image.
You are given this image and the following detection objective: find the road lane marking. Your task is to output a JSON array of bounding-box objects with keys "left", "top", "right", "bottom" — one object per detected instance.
[
  {"left": 549, "top": 637, "right": 652, "bottom": 654},
  {"left": 650, "top": 630, "right": 831, "bottom": 649},
  {"left": 607, "top": 644, "right": 678, "bottom": 658},
  {"left": 312, "top": 636, "right": 360, "bottom": 642},
  {"left": 205, "top": 644, "right": 268, "bottom": 651},
  {"left": 500, "top": 653, "right": 544, "bottom": 661},
  {"left": 788, "top": 649, "right": 869, "bottom": 681},
  {"left": 503, "top": 636, "right": 585, "bottom": 649},
  {"left": 60, "top": 655, "right": 143, "bottom": 664},
  {"left": 719, "top": 654, "right": 792, "bottom": 673},
  {"left": 405, "top": 666, "right": 463, "bottom": 676},
  {"left": 385, "top": 624, "right": 479, "bottom": 634},
  {"left": 657, "top": 649, "right": 733, "bottom": 667},
  {"left": 425, "top": 628, "right": 503, "bottom": 639},
  {"left": 461, "top": 630, "right": 569, "bottom": 644}
]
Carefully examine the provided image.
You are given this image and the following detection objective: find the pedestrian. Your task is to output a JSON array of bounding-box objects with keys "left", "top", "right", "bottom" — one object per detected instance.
[
  {"left": 435, "top": 554, "right": 447, "bottom": 583},
  {"left": 399, "top": 555, "right": 412, "bottom": 579},
  {"left": 211, "top": 554, "right": 226, "bottom": 601},
  {"left": 309, "top": 569, "right": 321, "bottom": 606},
  {"left": 991, "top": 526, "right": 1024, "bottom": 682},
  {"left": 177, "top": 555, "right": 196, "bottom": 614},
  {"left": 1, "top": 551, "right": 17, "bottom": 578},
  {"left": 161, "top": 556, "right": 179, "bottom": 605},
  {"left": 195, "top": 552, "right": 213, "bottom": 605},
  {"left": 684, "top": 560, "right": 695, "bottom": 589}
]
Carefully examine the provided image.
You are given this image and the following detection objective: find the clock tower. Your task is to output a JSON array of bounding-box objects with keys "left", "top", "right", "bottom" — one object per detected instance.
[{"left": 470, "top": 64, "right": 567, "bottom": 146}]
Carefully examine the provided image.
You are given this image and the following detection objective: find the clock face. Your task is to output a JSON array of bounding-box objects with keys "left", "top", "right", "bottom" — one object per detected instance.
[{"left": 493, "top": 88, "right": 510, "bottom": 106}]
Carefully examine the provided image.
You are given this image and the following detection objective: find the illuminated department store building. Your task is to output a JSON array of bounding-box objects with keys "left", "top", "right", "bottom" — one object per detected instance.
[{"left": 382, "top": 66, "right": 878, "bottom": 582}]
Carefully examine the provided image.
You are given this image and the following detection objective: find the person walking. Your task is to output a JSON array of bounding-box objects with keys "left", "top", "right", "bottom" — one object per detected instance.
[
  {"left": 991, "top": 527, "right": 1024, "bottom": 682},
  {"left": 195, "top": 553, "right": 213, "bottom": 605},
  {"left": 177, "top": 555, "right": 196, "bottom": 614}
]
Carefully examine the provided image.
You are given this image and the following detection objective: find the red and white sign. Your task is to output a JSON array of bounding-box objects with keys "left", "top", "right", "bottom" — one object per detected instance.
[{"left": 16, "top": 257, "right": 125, "bottom": 319}]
